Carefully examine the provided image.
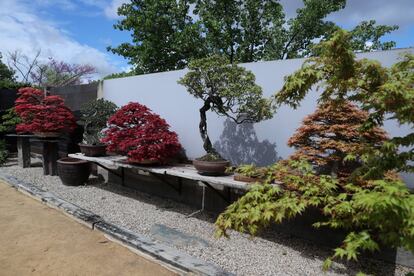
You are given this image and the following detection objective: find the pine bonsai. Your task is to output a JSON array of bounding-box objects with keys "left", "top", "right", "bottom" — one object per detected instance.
[
  {"left": 79, "top": 99, "right": 117, "bottom": 145},
  {"left": 178, "top": 55, "right": 273, "bottom": 161}
]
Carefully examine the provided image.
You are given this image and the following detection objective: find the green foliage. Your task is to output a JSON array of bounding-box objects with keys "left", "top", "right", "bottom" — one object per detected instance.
[
  {"left": 349, "top": 20, "right": 398, "bottom": 51},
  {"left": 276, "top": 29, "right": 414, "bottom": 176},
  {"left": 227, "top": 164, "right": 268, "bottom": 178},
  {"left": 108, "top": 0, "right": 206, "bottom": 74},
  {"left": 109, "top": 0, "right": 397, "bottom": 73},
  {"left": 0, "top": 139, "right": 8, "bottom": 165},
  {"left": 178, "top": 55, "right": 273, "bottom": 154},
  {"left": 216, "top": 160, "right": 414, "bottom": 270},
  {"left": 79, "top": 99, "right": 118, "bottom": 145},
  {"left": 216, "top": 31, "right": 414, "bottom": 273},
  {"left": 0, "top": 52, "right": 27, "bottom": 89},
  {"left": 0, "top": 108, "right": 21, "bottom": 133},
  {"left": 103, "top": 71, "right": 135, "bottom": 80},
  {"left": 178, "top": 55, "right": 273, "bottom": 123}
]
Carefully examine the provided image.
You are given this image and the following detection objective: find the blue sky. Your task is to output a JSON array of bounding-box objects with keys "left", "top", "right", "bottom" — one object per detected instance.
[{"left": 0, "top": 0, "right": 413, "bottom": 78}]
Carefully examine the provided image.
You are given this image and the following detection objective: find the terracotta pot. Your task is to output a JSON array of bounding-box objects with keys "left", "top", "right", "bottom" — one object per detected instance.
[
  {"left": 234, "top": 173, "right": 264, "bottom": 183},
  {"left": 33, "top": 132, "right": 61, "bottom": 138},
  {"left": 193, "top": 159, "right": 230, "bottom": 176},
  {"left": 79, "top": 143, "right": 107, "bottom": 157},
  {"left": 57, "top": 157, "right": 91, "bottom": 186}
]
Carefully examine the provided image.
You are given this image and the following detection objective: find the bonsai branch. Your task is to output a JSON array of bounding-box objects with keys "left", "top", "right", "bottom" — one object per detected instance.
[{"left": 199, "top": 99, "right": 216, "bottom": 155}]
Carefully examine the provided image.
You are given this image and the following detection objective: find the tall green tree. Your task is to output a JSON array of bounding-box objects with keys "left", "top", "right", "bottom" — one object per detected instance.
[
  {"left": 0, "top": 52, "right": 16, "bottom": 87},
  {"left": 108, "top": 0, "right": 206, "bottom": 74},
  {"left": 110, "top": 0, "right": 399, "bottom": 73}
]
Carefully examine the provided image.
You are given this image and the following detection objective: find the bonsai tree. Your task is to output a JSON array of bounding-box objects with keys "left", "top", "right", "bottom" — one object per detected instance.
[
  {"left": 102, "top": 102, "right": 182, "bottom": 163},
  {"left": 79, "top": 99, "right": 117, "bottom": 145},
  {"left": 178, "top": 55, "right": 273, "bottom": 160},
  {"left": 15, "top": 87, "right": 76, "bottom": 135},
  {"left": 0, "top": 108, "right": 21, "bottom": 133},
  {"left": 288, "top": 101, "right": 388, "bottom": 179}
]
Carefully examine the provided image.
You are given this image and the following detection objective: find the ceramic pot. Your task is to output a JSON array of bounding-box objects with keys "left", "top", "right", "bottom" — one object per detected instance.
[
  {"left": 57, "top": 157, "right": 91, "bottom": 186},
  {"left": 78, "top": 143, "right": 107, "bottom": 157},
  {"left": 193, "top": 159, "right": 230, "bottom": 176}
]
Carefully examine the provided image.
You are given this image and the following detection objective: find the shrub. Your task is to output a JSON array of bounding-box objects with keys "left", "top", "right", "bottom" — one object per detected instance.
[
  {"left": 14, "top": 87, "right": 76, "bottom": 134},
  {"left": 79, "top": 99, "right": 117, "bottom": 145},
  {"left": 102, "top": 102, "right": 182, "bottom": 163},
  {"left": 0, "top": 107, "right": 21, "bottom": 133}
]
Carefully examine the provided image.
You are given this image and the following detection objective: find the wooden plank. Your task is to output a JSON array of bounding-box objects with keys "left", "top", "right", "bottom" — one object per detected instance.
[{"left": 68, "top": 153, "right": 250, "bottom": 190}]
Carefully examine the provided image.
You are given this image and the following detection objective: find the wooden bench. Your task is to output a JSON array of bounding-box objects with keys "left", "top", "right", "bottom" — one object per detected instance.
[{"left": 68, "top": 153, "right": 256, "bottom": 216}]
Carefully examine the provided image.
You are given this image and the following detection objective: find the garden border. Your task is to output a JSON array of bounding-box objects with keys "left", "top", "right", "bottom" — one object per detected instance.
[{"left": 0, "top": 172, "right": 233, "bottom": 276}]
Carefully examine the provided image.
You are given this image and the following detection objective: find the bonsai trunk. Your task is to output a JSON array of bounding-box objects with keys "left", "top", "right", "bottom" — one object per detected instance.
[{"left": 199, "top": 100, "right": 216, "bottom": 155}]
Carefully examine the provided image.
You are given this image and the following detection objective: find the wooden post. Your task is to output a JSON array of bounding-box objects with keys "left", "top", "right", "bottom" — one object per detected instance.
[
  {"left": 41, "top": 141, "right": 59, "bottom": 176},
  {"left": 17, "top": 136, "right": 31, "bottom": 168}
]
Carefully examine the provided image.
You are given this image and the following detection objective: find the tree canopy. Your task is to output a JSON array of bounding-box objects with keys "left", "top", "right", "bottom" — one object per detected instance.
[
  {"left": 178, "top": 55, "right": 273, "bottom": 156},
  {"left": 109, "top": 0, "right": 399, "bottom": 74}
]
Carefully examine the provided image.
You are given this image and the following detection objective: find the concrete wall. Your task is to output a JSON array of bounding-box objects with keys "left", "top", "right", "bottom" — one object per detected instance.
[{"left": 101, "top": 48, "right": 414, "bottom": 186}]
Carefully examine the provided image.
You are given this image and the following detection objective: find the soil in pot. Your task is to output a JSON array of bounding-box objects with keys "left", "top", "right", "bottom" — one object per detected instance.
[
  {"left": 193, "top": 159, "right": 230, "bottom": 176},
  {"left": 57, "top": 157, "right": 91, "bottom": 186},
  {"left": 79, "top": 144, "right": 107, "bottom": 157}
]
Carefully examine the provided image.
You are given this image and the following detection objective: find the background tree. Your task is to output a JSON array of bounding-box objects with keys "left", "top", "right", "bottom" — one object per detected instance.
[
  {"left": 288, "top": 101, "right": 388, "bottom": 179},
  {"left": 110, "top": 0, "right": 399, "bottom": 73},
  {"left": 178, "top": 55, "right": 273, "bottom": 158},
  {"left": 0, "top": 52, "right": 15, "bottom": 83},
  {"left": 108, "top": 0, "right": 206, "bottom": 74},
  {"left": 349, "top": 20, "right": 398, "bottom": 52},
  {"left": 7, "top": 50, "right": 96, "bottom": 88}
]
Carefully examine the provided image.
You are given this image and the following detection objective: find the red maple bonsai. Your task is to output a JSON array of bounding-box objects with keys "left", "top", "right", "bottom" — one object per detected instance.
[
  {"left": 288, "top": 101, "right": 388, "bottom": 179},
  {"left": 15, "top": 87, "right": 76, "bottom": 134},
  {"left": 102, "top": 102, "right": 182, "bottom": 163}
]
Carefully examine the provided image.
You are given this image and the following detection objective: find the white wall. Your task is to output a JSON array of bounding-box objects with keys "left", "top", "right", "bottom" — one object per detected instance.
[{"left": 102, "top": 48, "right": 414, "bottom": 183}]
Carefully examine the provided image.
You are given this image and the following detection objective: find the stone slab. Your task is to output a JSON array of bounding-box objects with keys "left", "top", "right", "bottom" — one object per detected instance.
[
  {"left": 151, "top": 224, "right": 210, "bottom": 248},
  {"left": 95, "top": 221, "right": 231, "bottom": 276}
]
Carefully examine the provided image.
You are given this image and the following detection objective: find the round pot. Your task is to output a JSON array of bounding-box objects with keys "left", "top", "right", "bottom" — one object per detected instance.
[
  {"left": 34, "top": 132, "right": 61, "bottom": 138},
  {"left": 79, "top": 143, "right": 107, "bottom": 157},
  {"left": 193, "top": 159, "right": 230, "bottom": 176},
  {"left": 234, "top": 173, "right": 264, "bottom": 183},
  {"left": 57, "top": 157, "right": 91, "bottom": 186}
]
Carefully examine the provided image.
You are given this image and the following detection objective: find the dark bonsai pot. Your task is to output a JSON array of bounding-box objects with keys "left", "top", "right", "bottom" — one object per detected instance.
[
  {"left": 78, "top": 143, "right": 107, "bottom": 157},
  {"left": 193, "top": 159, "right": 230, "bottom": 176},
  {"left": 57, "top": 157, "right": 91, "bottom": 186}
]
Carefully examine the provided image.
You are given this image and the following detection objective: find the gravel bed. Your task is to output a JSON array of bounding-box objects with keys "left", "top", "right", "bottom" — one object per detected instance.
[{"left": 1, "top": 158, "right": 413, "bottom": 276}]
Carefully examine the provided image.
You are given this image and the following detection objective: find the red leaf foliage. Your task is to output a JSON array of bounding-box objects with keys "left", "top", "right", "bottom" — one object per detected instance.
[
  {"left": 102, "top": 102, "right": 182, "bottom": 163},
  {"left": 288, "top": 101, "right": 388, "bottom": 178},
  {"left": 14, "top": 87, "right": 76, "bottom": 134}
]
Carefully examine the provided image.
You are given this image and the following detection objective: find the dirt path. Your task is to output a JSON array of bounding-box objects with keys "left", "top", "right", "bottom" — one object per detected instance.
[{"left": 0, "top": 181, "right": 178, "bottom": 276}]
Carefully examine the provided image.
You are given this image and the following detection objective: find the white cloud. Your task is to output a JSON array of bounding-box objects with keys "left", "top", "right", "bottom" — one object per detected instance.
[
  {"left": 280, "top": 0, "right": 414, "bottom": 30},
  {"left": 104, "top": 0, "right": 129, "bottom": 19},
  {"left": 0, "top": 0, "right": 117, "bottom": 79}
]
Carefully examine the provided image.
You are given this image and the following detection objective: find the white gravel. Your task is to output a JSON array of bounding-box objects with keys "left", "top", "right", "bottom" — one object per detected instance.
[{"left": 1, "top": 157, "right": 413, "bottom": 276}]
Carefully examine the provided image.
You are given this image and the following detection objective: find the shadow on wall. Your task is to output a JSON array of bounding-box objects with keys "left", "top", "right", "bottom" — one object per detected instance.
[{"left": 214, "top": 119, "right": 280, "bottom": 166}]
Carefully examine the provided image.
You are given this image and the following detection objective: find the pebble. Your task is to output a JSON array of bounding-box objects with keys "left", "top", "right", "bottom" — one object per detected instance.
[{"left": 1, "top": 158, "right": 413, "bottom": 276}]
